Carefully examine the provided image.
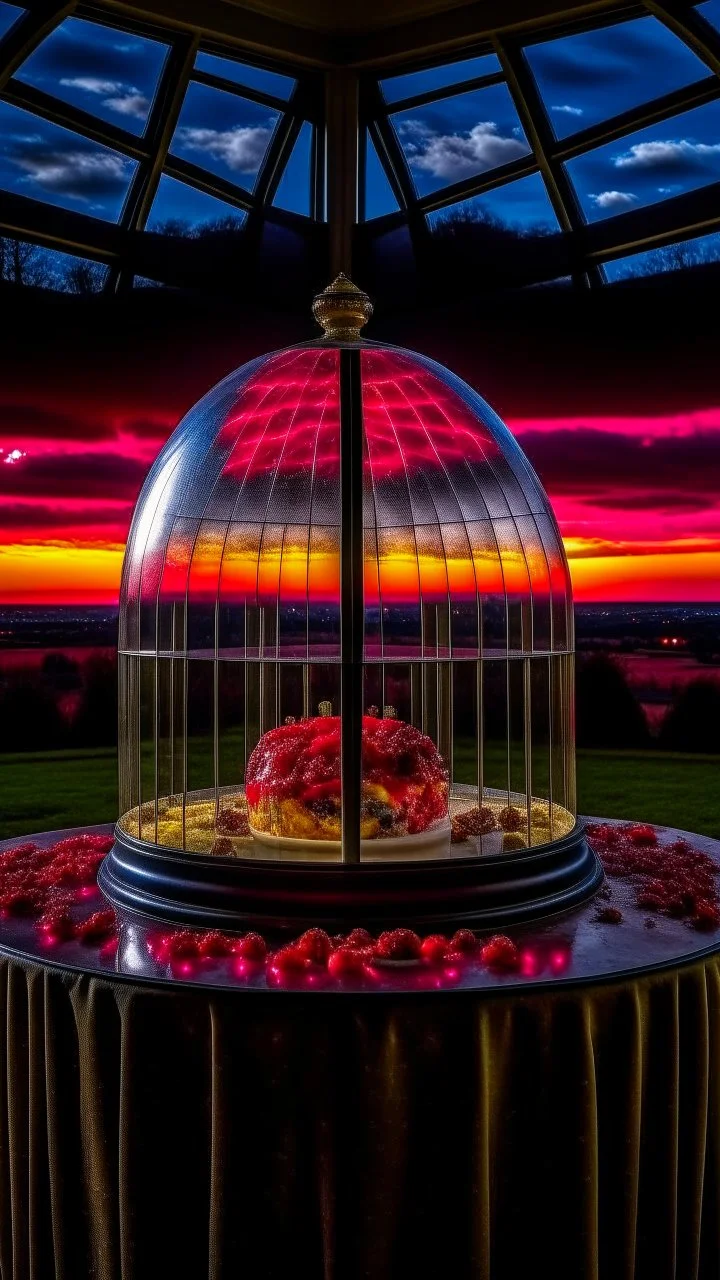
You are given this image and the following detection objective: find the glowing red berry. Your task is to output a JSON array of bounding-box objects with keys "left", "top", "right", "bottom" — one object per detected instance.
[
  {"left": 296, "top": 928, "right": 332, "bottom": 965},
  {"left": 233, "top": 932, "right": 267, "bottom": 961},
  {"left": 421, "top": 934, "right": 449, "bottom": 963},
  {"left": 480, "top": 934, "right": 520, "bottom": 971},
  {"left": 374, "top": 928, "right": 422, "bottom": 961},
  {"left": 450, "top": 929, "right": 477, "bottom": 954},
  {"left": 328, "top": 946, "right": 369, "bottom": 979}
]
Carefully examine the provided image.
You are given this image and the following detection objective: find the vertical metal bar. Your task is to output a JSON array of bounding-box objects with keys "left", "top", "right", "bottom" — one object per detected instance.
[
  {"left": 548, "top": 654, "right": 554, "bottom": 840},
  {"left": 153, "top": 655, "right": 159, "bottom": 844},
  {"left": 303, "top": 663, "right": 310, "bottom": 718},
  {"left": 325, "top": 70, "right": 359, "bottom": 275},
  {"left": 340, "top": 347, "right": 364, "bottom": 864},
  {"left": 523, "top": 656, "right": 532, "bottom": 845},
  {"left": 182, "top": 656, "right": 188, "bottom": 850}
]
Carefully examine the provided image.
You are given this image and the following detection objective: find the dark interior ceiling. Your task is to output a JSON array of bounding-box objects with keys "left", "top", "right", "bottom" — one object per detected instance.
[{"left": 101, "top": 0, "right": 628, "bottom": 66}]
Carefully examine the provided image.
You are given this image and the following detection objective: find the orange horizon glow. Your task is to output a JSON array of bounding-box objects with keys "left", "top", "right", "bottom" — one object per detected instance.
[{"left": 1, "top": 538, "right": 718, "bottom": 605}]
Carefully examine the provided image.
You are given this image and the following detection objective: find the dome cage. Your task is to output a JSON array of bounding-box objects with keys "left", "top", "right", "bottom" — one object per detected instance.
[{"left": 100, "top": 276, "right": 601, "bottom": 930}]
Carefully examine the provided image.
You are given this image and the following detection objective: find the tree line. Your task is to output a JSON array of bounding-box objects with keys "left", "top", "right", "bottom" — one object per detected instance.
[{"left": 0, "top": 651, "right": 719, "bottom": 755}]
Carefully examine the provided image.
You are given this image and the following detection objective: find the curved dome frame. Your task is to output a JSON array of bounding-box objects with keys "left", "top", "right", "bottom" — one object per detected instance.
[{"left": 100, "top": 298, "right": 602, "bottom": 928}]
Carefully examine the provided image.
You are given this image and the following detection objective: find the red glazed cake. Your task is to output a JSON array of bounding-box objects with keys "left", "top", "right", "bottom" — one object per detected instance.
[{"left": 245, "top": 715, "right": 449, "bottom": 842}]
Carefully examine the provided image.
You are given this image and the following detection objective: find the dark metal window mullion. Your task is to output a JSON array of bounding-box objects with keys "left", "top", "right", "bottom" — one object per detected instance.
[
  {"left": 0, "top": 0, "right": 74, "bottom": 94},
  {"left": 493, "top": 34, "right": 602, "bottom": 288},
  {"left": 113, "top": 33, "right": 199, "bottom": 290},
  {"left": 339, "top": 348, "right": 364, "bottom": 865}
]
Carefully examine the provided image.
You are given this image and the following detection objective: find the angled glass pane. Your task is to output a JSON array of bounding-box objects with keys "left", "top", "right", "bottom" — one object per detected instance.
[
  {"left": 603, "top": 231, "right": 720, "bottom": 281},
  {"left": 273, "top": 120, "right": 312, "bottom": 215},
  {"left": 194, "top": 51, "right": 295, "bottom": 101},
  {"left": 391, "top": 82, "right": 530, "bottom": 197},
  {"left": 0, "top": 237, "right": 107, "bottom": 291},
  {"left": 381, "top": 52, "right": 501, "bottom": 104},
  {"left": 0, "top": 3, "right": 24, "bottom": 41},
  {"left": 427, "top": 172, "right": 559, "bottom": 234},
  {"left": 698, "top": 1, "right": 720, "bottom": 33},
  {"left": 170, "top": 81, "right": 279, "bottom": 191},
  {"left": 0, "top": 100, "right": 136, "bottom": 219},
  {"left": 16, "top": 16, "right": 168, "bottom": 137},
  {"left": 566, "top": 98, "right": 720, "bottom": 222},
  {"left": 364, "top": 133, "right": 399, "bottom": 219},
  {"left": 146, "top": 174, "right": 247, "bottom": 234},
  {"left": 526, "top": 16, "right": 708, "bottom": 141}
]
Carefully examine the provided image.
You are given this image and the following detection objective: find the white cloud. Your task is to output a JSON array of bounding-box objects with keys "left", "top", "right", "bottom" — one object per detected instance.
[
  {"left": 60, "top": 77, "right": 148, "bottom": 120},
  {"left": 13, "top": 149, "right": 130, "bottom": 200},
  {"left": 590, "top": 190, "right": 639, "bottom": 211},
  {"left": 614, "top": 139, "right": 720, "bottom": 171},
  {"left": 552, "top": 104, "right": 584, "bottom": 117},
  {"left": 60, "top": 76, "right": 123, "bottom": 94},
  {"left": 401, "top": 120, "right": 527, "bottom": 182},
  {"left": 176, "top": 124, "right": 273, "bottom": 173},
  {"left": 104, "top": 93, "right": 149, "bottom": 119}
]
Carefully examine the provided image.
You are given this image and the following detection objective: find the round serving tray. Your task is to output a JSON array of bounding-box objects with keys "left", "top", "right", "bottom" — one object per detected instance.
[{"left": 100, "top": 819, "right": 602, "bottom": 933}]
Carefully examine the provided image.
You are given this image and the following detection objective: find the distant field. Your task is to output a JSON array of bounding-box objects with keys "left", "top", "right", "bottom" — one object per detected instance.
[{"left": 0, "top": 746, "right": 717, "bottom": 841}]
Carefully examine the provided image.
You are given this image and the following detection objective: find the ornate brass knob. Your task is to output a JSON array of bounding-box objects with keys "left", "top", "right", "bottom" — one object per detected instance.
[{"left": 312, "top": 274, "right": 373, "bottom": 340}]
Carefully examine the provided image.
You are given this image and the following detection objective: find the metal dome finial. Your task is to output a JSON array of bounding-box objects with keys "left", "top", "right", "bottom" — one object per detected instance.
[{"left": 312, "top": 274, "right": 373, "bottom": 340}]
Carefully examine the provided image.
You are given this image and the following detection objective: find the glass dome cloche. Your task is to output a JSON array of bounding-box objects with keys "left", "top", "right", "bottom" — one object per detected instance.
[{"left": 100, "top": 276, "right": 602, "bottom": 929}]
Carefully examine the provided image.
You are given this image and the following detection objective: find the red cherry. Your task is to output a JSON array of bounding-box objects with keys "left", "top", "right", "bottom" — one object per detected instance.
[
  {"left": 75, "top": 909, "right": 117, "bottom": 942},
  {"left": 346, "top": 927, "right": 373, "bottom": 949},
  {"left": 166, "top": 931, "right": 201, "bottom": 959},
  {"left": 480, "top": 934, "right": 520, "bottom": 971},
  {"left": 420, "top": 934, "right": 449, "bottom": 963},
  {"left": 271, "top": 945, "right": 311, "bottom": 974},
  {"left": 233, "top": 932, "right": 267, "bottom": 961},
  {"left": 296, "top": 928, "right": 332, "bottom": 965},
  {"left": 374, "top": 928, "right": 422, "bottom": 961},
  {"left": 328, "top": 946, "right": 369, "bottom": 979},
  {"left": 38, "top": 910, "right": 75, "bottom": 941},
  {"left": 198, "top": 931, "right": 234, "bottom": 958},
  {"left": 692, "top": 901, "right": 720, "bottom": 931},
  {"left": 450, "top": 929, "right": 477, "bottom": 954},
  {"left": 628, "top": 824, "right": 657, "bottom": 846}
]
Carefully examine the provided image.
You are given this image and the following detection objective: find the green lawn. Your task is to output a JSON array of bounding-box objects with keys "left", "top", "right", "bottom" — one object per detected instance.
[{"left": 0, "top": 745, "right": 717, "bottom": 840}]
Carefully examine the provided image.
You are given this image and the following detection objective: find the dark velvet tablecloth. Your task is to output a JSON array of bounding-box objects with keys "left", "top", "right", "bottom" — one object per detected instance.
[{"left": 1, "top": 823, "right": 720, "bottom": 1280}]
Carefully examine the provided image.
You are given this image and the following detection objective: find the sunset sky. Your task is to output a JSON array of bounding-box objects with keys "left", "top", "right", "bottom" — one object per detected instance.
[{"left": 1, "top": 381, "right": 718, "bottom": 604}]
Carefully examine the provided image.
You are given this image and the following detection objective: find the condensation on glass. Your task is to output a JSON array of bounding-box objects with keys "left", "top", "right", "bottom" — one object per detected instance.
[{"left": 118, "top": 342, "right": 576, "bottom": 863}]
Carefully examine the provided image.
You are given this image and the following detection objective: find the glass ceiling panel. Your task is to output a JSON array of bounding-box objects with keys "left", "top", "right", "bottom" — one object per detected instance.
[
  {"left": 427, "top": 171, "right": 560, "bottom": 234},
  {"left": 391, "top": 81, "right": 531, "bottom": 197},
  {"left": 273, "top": 120, "right": 312, "bottom": 215},
  {"left": 0, "top": 238, "right": 107, "bottom": 291},
  {"left": 380, "top": 52, "right": 501, "bottom": 105},
  {"left": 16, "top": 16, "right": 168, "bottom": 137},
  {"left": 194, "top": 51, "right": 294, "bottom": 101},
  {"left": 698, "top": 1, "right": 720, "bottom": 33},
  {"left": 0, "top": 2, "right": 24, "bottom": 41},
  {"left": 603, "top": 231, "right": 720, "bottom": 281},
  {"left": 146, "top": 174, "right": 247, "bottom": 234},
  {"left": 170, "top": 81, "right": 280, "bottom": 192},
  {"left": 526, "top": 15, "right": 708, "bottom": 141},
  {"left": 0, "top": 99, "right": 136, "bottom": 220},
  {"left": 566, "top": 97, "right": 720, "bottom": 222},
  {"left": 364, "top": 133, "right": 399, "bottom": 219}
]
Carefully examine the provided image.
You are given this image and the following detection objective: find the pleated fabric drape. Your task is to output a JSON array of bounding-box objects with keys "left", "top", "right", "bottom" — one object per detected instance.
[{"left": 0, "top": 955, "right": 719, "bottom": 1280}]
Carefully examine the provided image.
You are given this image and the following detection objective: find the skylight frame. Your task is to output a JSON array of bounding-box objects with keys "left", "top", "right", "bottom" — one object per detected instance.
[
  {"left": 359, "top": 0, "right": 720, "bottom": 294},
  {"left": 0, "top": 0, "right": 325, "bottom": 294}
]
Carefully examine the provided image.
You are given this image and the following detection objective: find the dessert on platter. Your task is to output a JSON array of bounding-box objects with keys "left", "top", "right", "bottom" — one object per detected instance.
[{"left": 245, "top": 714, "right": 450, "bottom": 848}]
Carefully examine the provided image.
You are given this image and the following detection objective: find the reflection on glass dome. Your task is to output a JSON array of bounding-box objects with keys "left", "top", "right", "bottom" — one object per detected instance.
[{"left": 116, "top": 280, "right": 576, "bottom": 875}]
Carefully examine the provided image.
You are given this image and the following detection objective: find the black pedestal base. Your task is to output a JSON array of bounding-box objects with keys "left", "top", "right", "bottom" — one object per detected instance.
[{"left": 99, "top": 823, "right": 603, "bottom": 932}]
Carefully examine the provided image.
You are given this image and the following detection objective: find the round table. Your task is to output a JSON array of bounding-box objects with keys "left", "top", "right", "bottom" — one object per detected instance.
[{"left": 1, "top": 819, "right": 719, "bottom": 1280}]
